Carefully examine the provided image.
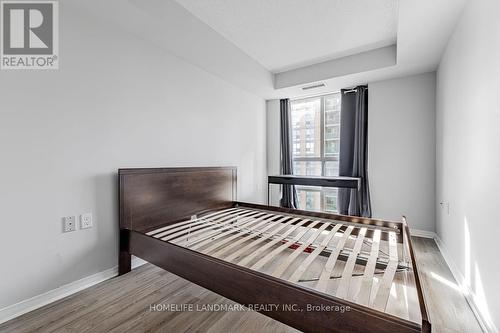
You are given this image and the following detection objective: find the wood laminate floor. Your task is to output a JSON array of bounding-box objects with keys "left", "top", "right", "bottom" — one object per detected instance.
[{"left": 0, "top": 237, "right": 483, "bottom": 333}]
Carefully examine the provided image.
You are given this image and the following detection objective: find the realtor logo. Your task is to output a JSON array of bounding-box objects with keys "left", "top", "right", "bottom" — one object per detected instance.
[{"left": 1, "top": 1, "right": 58, "bottom": 69}]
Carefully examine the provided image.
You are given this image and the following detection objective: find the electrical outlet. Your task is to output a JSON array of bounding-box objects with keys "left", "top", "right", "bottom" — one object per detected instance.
[
  {"left": 80, "top": 213, "right": 93, "bottom": 229},
  {"left": 63, "top": 216, "right": 77, "bottom": 233}
]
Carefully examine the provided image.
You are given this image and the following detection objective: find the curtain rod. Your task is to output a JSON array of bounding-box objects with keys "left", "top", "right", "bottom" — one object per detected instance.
[{"left": 343, "top": 88, "right": 357, "bottom": 94}]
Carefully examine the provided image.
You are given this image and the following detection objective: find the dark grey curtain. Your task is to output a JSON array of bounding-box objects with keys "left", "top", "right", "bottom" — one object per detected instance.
[
  {"left": 279, "top": 99, "right": 298, "bottom": 209},
  {"left": 337, "top": 86, "right": 371, "bottom": 217}
]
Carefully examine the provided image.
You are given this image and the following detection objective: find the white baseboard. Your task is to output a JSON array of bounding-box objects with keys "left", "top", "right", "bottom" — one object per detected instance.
[
  {"left": 410, "top": 228, "right": 437, "bottom": 239},
  {"left": 0, "top": 256, "right": 146, "bottom": 325},
  {"left": 434, "top": 235, "right": 498, "bottom": 333}
]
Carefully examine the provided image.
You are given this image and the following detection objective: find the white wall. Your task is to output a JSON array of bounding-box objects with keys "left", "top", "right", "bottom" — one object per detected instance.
[
  {"left": 436, "top": 0, "right": 500, "bottom": 330},
  {"left": 369, "top": 73, "right": 436, "bottom": 232},
  {"left": 0, "top": 5, "right": 266, "bottom": 310},
  {"left": 266, "top": 73, "right": 436, "bottom": 232}
]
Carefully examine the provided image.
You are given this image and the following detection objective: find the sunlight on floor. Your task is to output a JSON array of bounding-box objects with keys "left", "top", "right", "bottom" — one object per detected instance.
[{"left": 429, "top": 271, "right": 462, "bottom": 293}]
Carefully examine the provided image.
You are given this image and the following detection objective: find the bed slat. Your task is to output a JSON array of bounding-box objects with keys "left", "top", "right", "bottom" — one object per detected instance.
[
  {"left": 187, "top": 213, "right": 273, "bottom": 250},
  {"left": 371, "top": 231, "right": 398, "bottom": 311},
  {"left": 271, "top": 223, "right": 329, "bottom": 278},
  {"left": 335, "top": 227, "right": 367, "bottom": 299},
  {"left": 237, "top": 219, "right": 309, "bottom": 267},
  {"left": 174, "top": 212, "right": 266, "bottom": 247},
  {"left": 223, "top": 218, "right": 301, "bottom": 262},
  {"left": 168, "top": 211, "right": 262, "bottom": 244},
  {"left": 145, "top": 208, "right": 239, "bottom": 236},
  {"left": 315, "top": 226, "right": 355, "bottom": 292},
  {"left": 251, "top": 220, "right": 319, "bottom": 271},
  {"left": 152, "top": 209, "right": 243, "bottom": 239},
  {"left": 210, "top": 216, "right": 292, "bottom": 257},
  {"left": 200, "top": 214, "right": 280, "bottom": 254},
  {"left": 352, "top": 229, "right": 381, "bottom": 305},
  {"left": 160, "top": 210, "right": 256, "bottom": 241},
  {"left": 288, "top": 223, "right": 343, "bottom": 283}
]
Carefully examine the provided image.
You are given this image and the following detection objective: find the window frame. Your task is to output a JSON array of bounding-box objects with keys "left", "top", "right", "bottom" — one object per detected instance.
[{"left": 291, "top": 93, "right": 341, "bottom": 213}]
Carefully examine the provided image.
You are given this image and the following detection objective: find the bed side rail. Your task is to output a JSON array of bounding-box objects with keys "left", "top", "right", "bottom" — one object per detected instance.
[{"left": 402, "top": 216, "right": 431, "bottom": 333}]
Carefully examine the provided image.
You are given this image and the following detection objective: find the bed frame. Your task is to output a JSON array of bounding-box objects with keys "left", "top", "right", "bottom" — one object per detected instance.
[{"left": 118, "top": 167, "right": 430, "bottom": 333}]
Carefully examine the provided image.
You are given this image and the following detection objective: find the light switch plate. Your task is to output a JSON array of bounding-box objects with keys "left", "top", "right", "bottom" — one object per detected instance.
[
  {"left": 63, "top": 216, "right": 77, "bottom": 232},
  {"left": 80, "top": 213, "right": 93, "bottom": 229}
]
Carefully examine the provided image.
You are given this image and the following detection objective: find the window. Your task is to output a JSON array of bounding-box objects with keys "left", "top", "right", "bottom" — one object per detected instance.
[
  {"left": 291, "top": 93, "right": 341, "bottom": 212},
  {"left": 298, "top": 187, "right": 321, "bottom": 211},
  {"left": 324, "top": 189, "right": 338, "bottom": 213}
]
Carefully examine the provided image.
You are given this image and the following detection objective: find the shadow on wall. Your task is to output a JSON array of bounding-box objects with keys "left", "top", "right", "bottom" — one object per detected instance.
[{"left": 93, "top": 172, "right": 120, "bottom": 264}]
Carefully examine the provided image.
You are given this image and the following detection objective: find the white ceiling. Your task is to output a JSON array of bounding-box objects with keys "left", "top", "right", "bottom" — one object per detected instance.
[
  {"left": 69, "top": 0, "right": 468, "bottom": 99},
  {"left": 174, "top": 0, "right": 399, "bottom": 73}
]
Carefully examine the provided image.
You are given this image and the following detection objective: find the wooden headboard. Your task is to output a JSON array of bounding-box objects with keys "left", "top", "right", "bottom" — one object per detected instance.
[{"left": 119, "top": 167, "right": 237, "bottom": 232}]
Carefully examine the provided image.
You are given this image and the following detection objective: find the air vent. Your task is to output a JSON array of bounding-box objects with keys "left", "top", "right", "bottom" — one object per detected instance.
[{"left": 302, "top": 82, "right": 326, "bottom": 90}]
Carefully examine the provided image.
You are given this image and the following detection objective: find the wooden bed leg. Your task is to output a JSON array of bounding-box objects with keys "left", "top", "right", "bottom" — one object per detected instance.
[
  {"left": 422, "top": 319, "right": 431, "bottom": 333},
  {"left": 119, "top": 229, "right": 131, "bottom": 275}
]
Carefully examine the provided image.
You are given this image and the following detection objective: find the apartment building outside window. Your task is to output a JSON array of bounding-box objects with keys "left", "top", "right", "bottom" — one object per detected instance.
[{"left": 290, "top": 93, "right": 341, "bottom": 213}]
